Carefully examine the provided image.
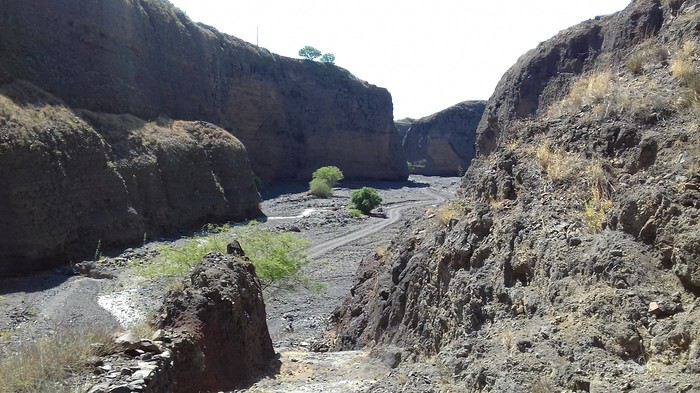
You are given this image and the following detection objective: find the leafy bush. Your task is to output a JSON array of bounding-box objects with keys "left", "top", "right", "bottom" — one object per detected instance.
[
  {"left": 309, "top": 178, "right": 333, "bottom": 198},
  {"left": 309, "top": 166, "right": 343, "bottom": 198},
  {"left": 299, "top": 46, "right": 322, "bottom": 60},
  {"left": 320, "top": 53, "right": 336, "bottom": 64},
  {"left": 312, "top": 166, "right": 344, "bottom": 186},
  {"left": 134, "top": 224, "right": 310, "bottom": 288},
  {"left": 351, "top": 187, "right": 382, "bottom": 214}
]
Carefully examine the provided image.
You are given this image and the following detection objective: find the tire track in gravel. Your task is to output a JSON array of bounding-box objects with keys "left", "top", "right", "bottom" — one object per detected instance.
[{"left": 307, "top": 187, "right": 447, "bottom": 259}]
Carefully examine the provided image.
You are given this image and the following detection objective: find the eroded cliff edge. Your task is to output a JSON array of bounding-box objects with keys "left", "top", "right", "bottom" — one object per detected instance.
[
  {"left": 335, "top": 0, "right": 700, "bottom": 391},
  {"left": 0, "top": 81, "right": 260, "bottom": 275},
  {"left": 403, "top": 101, "right": 486, "bottom": 176},
  {"left": 0, "top": 0, "right": 407, "bottom": 182}
]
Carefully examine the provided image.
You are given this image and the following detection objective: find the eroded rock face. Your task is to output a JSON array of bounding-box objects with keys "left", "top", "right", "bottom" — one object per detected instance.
[
  {"left": 403, "top": 101, "right": 485, "bottom": 176},
  {"left": 158, "top": 253, "right": 275, "bottom": 392},
  {"left": 476, "top": 0, "right": 664, "bottom": 155},
  {"left": 87, "top": 253, "right": 274, "bottom": 393},
  {"left": 0, "top": 0, "right": 407, "bottom": 181},
  {"left": 336, "top": 0, "right": 700, "bottom": 391},
  {"left": 0, "top": 81, "right": 260, "bottom": 275}
]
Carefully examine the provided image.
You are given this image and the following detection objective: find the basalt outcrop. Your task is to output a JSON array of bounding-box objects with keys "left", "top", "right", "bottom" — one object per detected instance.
[
  {"left": 87, "top": 252, "right": 274, "bottom": 393},
  {"left": 336, "top": 0, "right": 700, "bottom": 391},
  {"left": 0, "top": 81, "right": 260, "bottom": 275},
  {"left": 403, "top": 101, "right": 485, "bottom": 176},
  {"left": 0, "top": 0, "right": 407, "bottom": 182}
]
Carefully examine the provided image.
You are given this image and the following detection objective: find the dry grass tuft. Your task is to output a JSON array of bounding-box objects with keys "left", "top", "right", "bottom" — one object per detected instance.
[
  {"left": 535, "top": 144, "right": 581, "bottom": 182},
  {"left": 626, "top": 41, "right": 668, "bottom": 74},
  {"left": 583, "top": 163, "right": 614, "bottom": 233},
  {"left": 437, "top": 206, "right": 459, "bottom": 227},
  {"left": 0, "top": 328, "right": 117, "bottom": 393}
]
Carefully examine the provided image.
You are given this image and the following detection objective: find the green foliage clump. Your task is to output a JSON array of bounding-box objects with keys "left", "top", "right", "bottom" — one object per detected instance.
[
  {"left": 235, "top": 223, "right": 310, "bottom": 288},
  {"left": 299, "top": 46, "right": 322, "bottom": 60},
  {"left": 312, "top": 166, "right": 344, "bottom": 187},
  {"left": 309, "top": 166, "right": 344, "bottom": 198},
  {"left": 309, "top": 178, "right": 333, "bottom": 198},
  {"left": 134, "top": 224, "right": 310, "bottom": 288},
  {"left": 320, "top": 53, "right": 336, "bottom": 64},
  {"left": 349, "top": 208, "right": 363, "bottom": 218},
  {"left": 351, "top": 187, "right": 382, "bottom": 214}
]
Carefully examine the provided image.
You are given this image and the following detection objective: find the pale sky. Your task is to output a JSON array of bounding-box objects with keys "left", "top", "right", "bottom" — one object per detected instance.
[{"left": 169, "top": 0, "right": 631, "bottom": 119}]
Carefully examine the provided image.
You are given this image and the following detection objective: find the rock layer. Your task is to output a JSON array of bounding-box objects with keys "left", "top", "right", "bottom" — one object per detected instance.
[
  {"left": 0, "top": 0, "right": 407, "bottom": 181},
  {"left": 0, "top": 81, "right": 260, "bottom": 275},
  {"left": 403, "top": 101, "right": 485, "bottom": 176}
]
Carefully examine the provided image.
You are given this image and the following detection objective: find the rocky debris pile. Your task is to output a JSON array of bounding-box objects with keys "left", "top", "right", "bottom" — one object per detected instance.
[
  {"left": 87, "top": 252, "right": 275, "bottom": 393},
  {"left": 335, "top": 0, "right": 700, "bottom": 391},
  {"left": 0, "top": 81, "right": 261, "bottom": 275},
  {"left": 403, "top": 101, "right": 486, "bottom": 176},
  {"left": 0, "top": 0, "right": 407, "bottom": 182}
]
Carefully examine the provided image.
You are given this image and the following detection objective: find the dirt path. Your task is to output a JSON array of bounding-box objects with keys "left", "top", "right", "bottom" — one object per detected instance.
[
  {"left": 245, "top": 178, "right": 457, "bottom": 392},
  {"left": 308, "top": 188, "right": 447, "bottom": 259}
]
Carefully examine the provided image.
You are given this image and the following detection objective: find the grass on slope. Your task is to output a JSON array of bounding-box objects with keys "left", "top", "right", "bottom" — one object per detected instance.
[{"left": 134, "top": 223, "right": 311, "bottom": 289}]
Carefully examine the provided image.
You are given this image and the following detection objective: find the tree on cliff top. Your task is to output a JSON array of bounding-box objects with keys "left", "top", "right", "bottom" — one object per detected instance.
[
  {"left": 320, "top": 53, "right": 336, "bottom": 64},
  {"left": 299, "top": 46, "right": 322, "bottom": 60}
]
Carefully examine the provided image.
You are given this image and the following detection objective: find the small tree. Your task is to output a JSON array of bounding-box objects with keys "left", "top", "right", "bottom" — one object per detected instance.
[
  {"left": 309, "top": 178, "right": 333, "bottom": 198},
  {"left": 351, "top": 187, "right": 382, "bottom": 214},
  {"left": 312, "top": 166, "right": 344, "bottom": 187},
  {"left": 320, "top": 53, "right": 336, "bottom": 64},
  {"left": 299, "top": 46, "right": 322, "bottom": 61}
]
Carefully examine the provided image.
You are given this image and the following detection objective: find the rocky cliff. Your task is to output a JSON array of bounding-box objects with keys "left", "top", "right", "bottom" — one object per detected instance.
[
  {"left": 0, "top": 81, "right": 260, "bottom": 275},
  {"left": 0, "top": 0, "right": 407, "bottom": 182},
  {"left": 335, "top": 0, "right": 700, "bottom": 391},
  {"left": 403, "top": 101, "right": 486, "bottom": 176}
]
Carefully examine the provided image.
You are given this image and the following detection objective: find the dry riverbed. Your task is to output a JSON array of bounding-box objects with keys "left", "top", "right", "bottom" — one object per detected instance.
[{"left": 0, "top": 175, "right": 459, "bottom": 391}]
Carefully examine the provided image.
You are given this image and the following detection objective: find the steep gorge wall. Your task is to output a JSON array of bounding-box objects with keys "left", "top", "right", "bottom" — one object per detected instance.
[
  {"left": 336, "top": 0, "right": 700, "bottom": 391},
  {"left": 403, "top": 101, "right": 485, "bottom": 176},
  {"left": 0, "top": 81, "right": 260, "bottom": 275},
  {"left": 0, "top": 0, "right": 407, "bottom": 181}
]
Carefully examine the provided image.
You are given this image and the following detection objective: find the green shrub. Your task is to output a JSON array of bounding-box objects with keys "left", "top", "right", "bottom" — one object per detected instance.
[
  {"left": 351, "top": 187, "right": 382, "bottom": 214},
  {"left": 299, "top": 46, "right": 322, "bottom": 60},
  {"left": 312, "top": 166, "right": 344, "bottom": 187},
  {"left": 407, "top": 161, "right": 415, "bottom": 174},
  {"left": 349, "top": 208, "right": 363, "bottom": 218},
  {"left": 309, "top": 178, "right": 333, "bottom": 198},
  {"left": 134, "top": 224, "right": 310, "bottom": 288},
  {"left": 320, "top": 53, "right": 336, "bottom": 64}
]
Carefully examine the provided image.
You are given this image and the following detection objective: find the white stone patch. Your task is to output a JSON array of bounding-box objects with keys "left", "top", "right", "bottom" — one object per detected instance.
[
  {"left": 267, "top": 208, "right": 316, "bottom": 220},
  {"left": 97, "top": 287, "right": 146, "bottom": 328}
]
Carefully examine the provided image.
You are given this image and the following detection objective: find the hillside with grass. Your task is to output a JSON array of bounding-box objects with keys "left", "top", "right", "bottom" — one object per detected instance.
[{"left": 335, "top": 0, "right": 700, "bottom": 390}]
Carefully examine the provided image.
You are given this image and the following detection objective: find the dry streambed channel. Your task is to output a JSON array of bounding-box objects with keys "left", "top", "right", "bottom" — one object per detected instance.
[{"left": 0, "top": 175, "right": 459, "bottom": 391}]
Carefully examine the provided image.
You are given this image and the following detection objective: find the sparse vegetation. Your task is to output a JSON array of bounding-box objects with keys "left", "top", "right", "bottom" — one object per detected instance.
[
  {"left": 0, "top": 328, "right": 117, "bottom": 393},
  {"left": 349, "top": 208, "right": 363, "bottom": 218},
  {"left": 626, "top": 41, "right": 667, "bottom": 74},
  {"left": 134, "top": 223, "right": 310, "bottom": 288},
  {"left": 437, "top": 206, "right": 459, "bottom": 226},
  {"left": 407, "top": 161, "right": 416, "bottom": 174},
  {"left": 535, "top": 144, "right": 581, "bottom": 182},
  {"left": 671, "top": 41, "right": 700, "bottom": 110},
  {"left": 549, "top": 70, "right": 672, "bottom": 122},
  {"left": 350, "top": 187, "right": 382, "bottom": 214},
  {"left": 309, "top": 166, "right": 344, "bottom": 198},
  {"left": 310, "top": 178, "right": 333, "bottom": 198}
]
